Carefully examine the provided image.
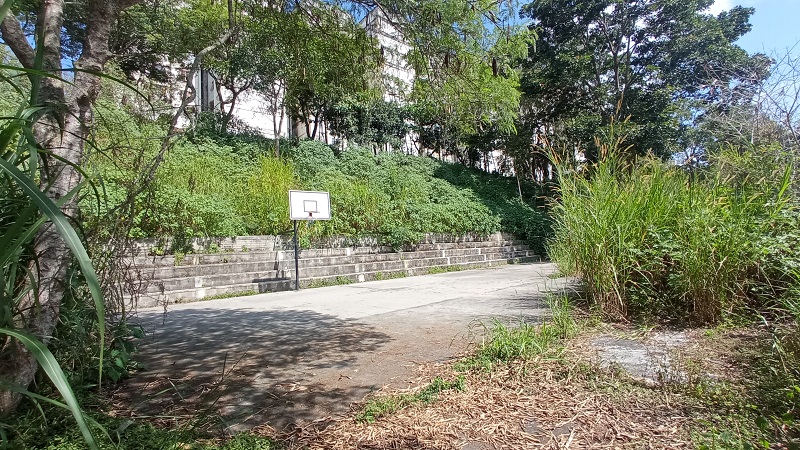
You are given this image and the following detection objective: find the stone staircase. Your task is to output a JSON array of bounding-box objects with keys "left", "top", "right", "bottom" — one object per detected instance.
[{"left": 124, "top": 232, "right": 540, "bottom": 308}]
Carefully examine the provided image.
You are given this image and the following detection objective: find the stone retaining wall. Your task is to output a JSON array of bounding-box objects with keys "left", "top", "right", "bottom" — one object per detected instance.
[{"left": 125, "top": 232, "right": 539, "bottom": 308}]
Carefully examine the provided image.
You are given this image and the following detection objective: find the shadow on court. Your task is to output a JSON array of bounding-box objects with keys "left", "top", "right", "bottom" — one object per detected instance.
[{"left": 117, "top": 307, "right": 392, "bottom": 429}]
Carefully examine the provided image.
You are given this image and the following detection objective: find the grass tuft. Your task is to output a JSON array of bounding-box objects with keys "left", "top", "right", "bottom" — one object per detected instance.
[
  {"left": 456, "top": 295, "right": 578, "bottom": 372},
  {"left": 374, "top": 271, "right": 408, "bottom": 281},
  {"left": 307, "top": 276, "right": 355, "bottom": 288},
  {"left": 197, "top": 290, "right": 259, "bottom": 302},
  {"left": 426, "top": 265, "right": 465, "bottom": 275},
  {"left": 356, "top": 376, "right": 466, "bottom": 424}
]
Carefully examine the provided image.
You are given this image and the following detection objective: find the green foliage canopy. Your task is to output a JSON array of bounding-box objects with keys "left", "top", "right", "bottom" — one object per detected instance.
[{"left": 519, "top": 0, "right": 769, "bottom": 159}]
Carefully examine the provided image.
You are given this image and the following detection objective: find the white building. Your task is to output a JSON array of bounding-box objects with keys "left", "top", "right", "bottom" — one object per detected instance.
[
  {"left": 360, "top": 9, "right": 414, "bottom": 102},
  {"left": 187, "top": 71, "right": 294, "bottom": 140},
  {"left": 183, "top": 7, "right": 415, "bottom": 147}
]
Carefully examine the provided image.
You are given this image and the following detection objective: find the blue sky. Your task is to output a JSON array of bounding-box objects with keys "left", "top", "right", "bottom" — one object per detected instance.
[{"left": 711, "top": 0, "right": 800, "bottom": 55}]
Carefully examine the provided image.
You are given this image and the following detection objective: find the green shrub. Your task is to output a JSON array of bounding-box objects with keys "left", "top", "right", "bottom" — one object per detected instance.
[
  {"left": 143, "top": 141, "right": 251, "bottom": 238},
  {"left": 336, "top": 145, "right": 378, "bottom": 179},
  {"left": 84, "top": 111, "right": 253, "bottom": 239},
  {"left": 405, "top": 177, "right": 500, "bottom": 235},
  {"left": 313, "top": 174, "right": 391, "bottom": 238},
  {"left": 84, "top": 105, "right": 550, "bottom": 248},
  {"left": 291, "top": 147, "right": 521, "bottom": 247},
  {"left": 284, "top": 139, "right": 337, "bottom": 180},
  {"left": 434, "top": 161, "right": 550, "bottom": 250}
]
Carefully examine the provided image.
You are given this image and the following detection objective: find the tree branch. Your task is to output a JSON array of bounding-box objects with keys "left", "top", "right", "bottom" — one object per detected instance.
[
  {"left": 109, "top": 25, "right": 236, "bottom": 216},
  {"left": 0, "top": 6, "right": 35, "bottom": 69}
]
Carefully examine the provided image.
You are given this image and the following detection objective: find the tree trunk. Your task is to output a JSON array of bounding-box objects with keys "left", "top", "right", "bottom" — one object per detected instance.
[
  {"left": 276, "top": 102, "right": 285, "bottom": 157},
  {"left": 0, "top": 0, "right": 142, "bottom": 416},
  {"left": 272, "top": 107, "right": 280, "bottom": 157},
  {"left": 311, "top": 112, "right": 320, "bottom": 140},
  {"left": 301, "top": 104, "right": 311, "bottom": 138},
  {"left": 221, "top": 87, "right": 241, "bottom": 134}
]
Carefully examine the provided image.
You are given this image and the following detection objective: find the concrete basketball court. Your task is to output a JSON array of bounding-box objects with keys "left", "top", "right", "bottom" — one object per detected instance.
[{"left": 118, "top": 262, "right": 570, "bottom": 430}]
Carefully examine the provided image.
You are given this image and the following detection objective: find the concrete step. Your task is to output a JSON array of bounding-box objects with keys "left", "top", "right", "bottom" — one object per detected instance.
[
  {"left": 407, "top": 240, "right": 528, "bottom": 251},
  {"left": 306, "top": 255, "right": 542, "bottom": 286},
  {"left": 141, "top": 250, "right": 538, "bottom": 295},
  {"left": 144, "top": 269, "right": 288, "bottom": 294},
  {"left": 134, "top": 278, "right": 292, "bottom": 308},
  {"left": 126, "top": 232, "right": 524, "bottom": 257},
  {"left": 132, "top": 254, "right": 541, "bottom": 308},
  {"left": 125, "top": 240, "right": 529, "bottom": 268},
  {"left": 296, "top": 245, "right": 530, "bottom": 269},
  {"left": 125, "top": 242, "right": 531, "bottom": 272},
  {"left": 134, "top": 248, "right": 482, "bottom": 280},
  {"left": 137, "top": 260, "right": 282, "bottom": 280},
  {"left": 313, "top": 248, "right": 535, "bottom": 269},
  {"left": 125, "top": 246, "right": 398, "bottom": 268}
]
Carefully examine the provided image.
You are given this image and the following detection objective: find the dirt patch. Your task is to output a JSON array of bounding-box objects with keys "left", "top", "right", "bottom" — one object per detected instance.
[
  {"left": 256, "top": 327, "right": 782, "bottom": 449},
  {"left": 273, "top": 358, "right": 694, "bottom": 449},
  {"left": 570, "top": 326, "right": 769, "bottom": 385}
]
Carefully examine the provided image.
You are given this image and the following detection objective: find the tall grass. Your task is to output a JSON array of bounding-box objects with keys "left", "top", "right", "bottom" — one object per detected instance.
[
  {"left": 235, "top": 156, "right": 297, "bottom": 235},
  {"left": 549, "top": 150, "right": 792, "bottom": 323}
]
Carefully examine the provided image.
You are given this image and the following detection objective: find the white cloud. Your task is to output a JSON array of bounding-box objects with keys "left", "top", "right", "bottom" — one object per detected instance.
[{"left": 707, "top": 0, "right": 734, "bottom": 15}]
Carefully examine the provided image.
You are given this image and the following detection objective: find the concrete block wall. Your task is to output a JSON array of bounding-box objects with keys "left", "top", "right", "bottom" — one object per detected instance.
[{"left": 124, "top": 232, "right": 539, "bottom": 308}]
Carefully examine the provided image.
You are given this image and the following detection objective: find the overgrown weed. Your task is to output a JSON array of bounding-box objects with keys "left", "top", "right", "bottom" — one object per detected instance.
[
  {"left": 86, "top": 126, "right": 549, "bottom": 249},
  {"left": 196, "top": 290, "right": 259, "bottom": 301},
  {"left": 455, "top": 295, "right": 578, "bottom": 372},
  {"left": 374, "top": 271, "right": 407, "bottom": 281},
  {"left": 426, "top": 265, "right": 465, "bottom": 275},
  {"left": 306, "top": 276, "right": 354, "bottom": 288}
]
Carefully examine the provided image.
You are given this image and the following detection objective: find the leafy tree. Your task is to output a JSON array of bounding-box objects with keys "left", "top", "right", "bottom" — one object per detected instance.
[
  {"left": 204, "top": 0, "right": 534, "bottom": 153},
  {"left": 279, "top": 4, "right": 381, "bottom": 140},
  {"left": 152, "top": 1, "right": 383, "bottom": 147},
  {"left": 519, "top": 0, "right": 767, "bottom": 160},
  {"left": 325, "top": 96, "right": 411, "bottom": 151},
  {"left": 694, "top": 47, "right": 798, "bottom": 156},
  {"left": 383, "top": 0, "right": 534, "bottom": 158},
  {"left": 109, "top": 1, "right": 185, "bottom": 82},
  {"left": 107, "top": 0, "right": 533, "bottom": 155}
]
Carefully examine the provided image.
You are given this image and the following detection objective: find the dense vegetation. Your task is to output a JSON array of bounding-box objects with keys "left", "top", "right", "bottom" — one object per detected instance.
[
  {"left": 550, "top": 144, "right": 799, "bottom": 324},
  {"left": 83, "top": 101, "right": 548, "bottom": 251},
  {"left": 546, "top": 143, "right": 800, "bottom": 445}
]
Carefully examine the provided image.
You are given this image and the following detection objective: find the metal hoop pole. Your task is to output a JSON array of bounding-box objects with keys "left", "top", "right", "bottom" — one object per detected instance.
[{"left": 293, "top": 220, "right": 300, "bottom": 291}]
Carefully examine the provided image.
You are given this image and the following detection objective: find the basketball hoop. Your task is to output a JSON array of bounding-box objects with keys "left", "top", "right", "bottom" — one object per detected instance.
[
  {"left": 288, "top": 190, "right": 331, "bottom": 291},
  {"left": 289, "top": 191, "right": 331, "bottom": 221}
]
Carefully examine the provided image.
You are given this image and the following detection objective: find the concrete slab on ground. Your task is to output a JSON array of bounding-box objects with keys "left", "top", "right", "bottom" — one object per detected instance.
[
  {"left": 117, "top": 262, "right": 569, "bottom": 430},
  {"left": 591, "top": 332, "right": 690, "bottom": 384}
]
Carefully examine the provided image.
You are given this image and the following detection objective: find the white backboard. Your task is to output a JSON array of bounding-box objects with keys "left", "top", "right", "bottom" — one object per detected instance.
[{"left": 289, "top": 190, "right": 331, "bottom": 220}]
